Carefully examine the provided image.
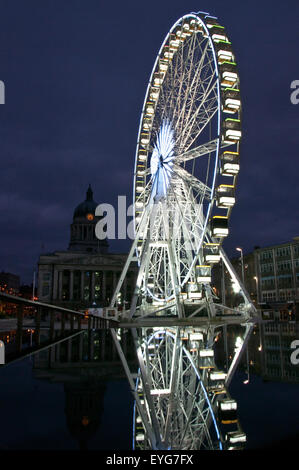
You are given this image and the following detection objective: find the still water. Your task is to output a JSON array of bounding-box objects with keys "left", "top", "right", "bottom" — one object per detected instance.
[{"left": 0, "top": 323, "right": 298, "bottom": 450}]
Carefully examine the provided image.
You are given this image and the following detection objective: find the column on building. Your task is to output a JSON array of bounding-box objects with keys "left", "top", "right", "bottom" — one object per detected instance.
[
  {"left": 69, "top": 270, "right": 74, "bottom": 301},
  {"left": 91, "top": 271, "right": 95, "bottom": 301},
  {"left": 112, "top": 271, "right": 117, "bottom": 291},
  {"left": 80, "top": 271, "right": 85, "bottom": 301},
  {"left": 58, "top": 271, "right": 63, "bottom": 301},
  {"left": 53, "top": 269, "right": 58, "bottom": 301}
]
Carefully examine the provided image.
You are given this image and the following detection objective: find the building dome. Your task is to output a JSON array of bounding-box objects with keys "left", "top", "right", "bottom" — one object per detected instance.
[
  {"left": 69, "top": 185, "right": 108, "bottom": 253},
  {"left": 73, "top": 185, "right": 98, "bottom": 220}
]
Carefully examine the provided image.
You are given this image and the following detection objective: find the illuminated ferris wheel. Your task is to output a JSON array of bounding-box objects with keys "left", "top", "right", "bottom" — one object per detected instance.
[
  {"left": 132, "top": 11, "right": 242, "bottom": 308},
  {"left": 110, "top": 11, "right": 256, "bottom": 451}
]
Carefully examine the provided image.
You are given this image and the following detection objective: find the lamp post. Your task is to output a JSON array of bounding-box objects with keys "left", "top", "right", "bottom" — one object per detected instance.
[
  {"left": 253, "top": 276, "right": 259, "bottom": 304},
  {"left": 236, "top": 247, "right": 244, "bottom": 286},
  {"left": 32, "top": 270, "right": 36, "bottom": 301}
]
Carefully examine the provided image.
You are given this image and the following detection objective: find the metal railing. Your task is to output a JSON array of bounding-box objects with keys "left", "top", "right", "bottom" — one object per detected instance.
[{"left": 0, "top": 292, "right": 119, "bottom": 364}]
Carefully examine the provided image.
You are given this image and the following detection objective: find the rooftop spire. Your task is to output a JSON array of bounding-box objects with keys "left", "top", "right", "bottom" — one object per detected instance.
[{"left": 86, "top": 184, "right": 93, "bottom": 201}]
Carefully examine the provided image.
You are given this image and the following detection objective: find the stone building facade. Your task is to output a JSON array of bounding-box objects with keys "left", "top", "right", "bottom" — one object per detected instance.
[
  {"left": 254, "top": 237, "right": 299, "bottom": 304},
  {"left": 37, "top": 186, "right": 137, "bottom": 311},
  {"left": 211, "top": 237, "right": 299, "bottom": 318}
]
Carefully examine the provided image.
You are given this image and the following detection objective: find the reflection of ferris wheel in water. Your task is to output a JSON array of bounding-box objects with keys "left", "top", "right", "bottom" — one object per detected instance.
[{"left": 110, "top": 11, "right": 256, "bottom": 451}]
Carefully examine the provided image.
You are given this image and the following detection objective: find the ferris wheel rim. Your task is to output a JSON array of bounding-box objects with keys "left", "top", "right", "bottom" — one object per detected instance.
[{"left": 132, "top": 11, "right": 241, "bottom": 303}]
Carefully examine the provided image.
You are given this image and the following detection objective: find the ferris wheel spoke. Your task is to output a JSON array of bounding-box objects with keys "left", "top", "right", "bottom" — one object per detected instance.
[
  {"left": 172, "top": 35, "right": 208, "bottom": 137},
  {"left": 179, "top": 79, "right": 218, "bottom": 151},
  {"left": 175, "top": 138, "right": 235, "bottom": 164},
  {"left": 162, "top": 39, "right": 193, "bottom": 127},
  {"left": 172, "top": 165, "right": 212, "bottom": 200},
  {"left": 163, "top": 332, "right": 181, "bottom": 444},
  {"left": 175, "top": 138, "right": 217, "bottom": 163},
  {"left": 175, "top": 55, "right": 217, "bottom": 132},
  {"left": 177, "top": 388, "right": 199, "bottom": 446},
  {"left": 174, "top": 44, "right": 215, "bottom": 145},
  {"left": 169, "top": 188, "right": 202, "bottom": 256}
]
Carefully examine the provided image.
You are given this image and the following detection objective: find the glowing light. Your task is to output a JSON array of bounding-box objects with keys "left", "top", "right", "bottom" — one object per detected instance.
[
  {"left": 150, "top": 120, "right": 174, "bottom": 201},
  {"left": 232, "top": 280, "right": 241, "bottom": 293},
  {"left": 234, "top": 336, "right": 243, "bottom": 352}
]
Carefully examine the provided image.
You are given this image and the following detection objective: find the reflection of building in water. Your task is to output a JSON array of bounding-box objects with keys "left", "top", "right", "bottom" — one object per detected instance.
[
  {"left": 217, "top": 321, "right": 299, "bottom": 384},
  {"left": 37, "top": 185, "right": 137, "bottom": 310},
  {"left": 260, "top": 321, "right": 299, "bottom": 383},
  {"left": 64, "top": 381, "right": 106, "bottom": 450},
  {"left": 33, "top": 330, "right": 136, "bottom": 370},
  {"left": 33, "top": 331, "right": 137, "bottom": 449},
  {"left": 213, "top": 324, "right": 261, "bottom": 376}
]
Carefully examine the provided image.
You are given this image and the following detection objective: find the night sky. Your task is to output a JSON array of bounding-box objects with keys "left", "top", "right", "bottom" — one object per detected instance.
[{"left": 0, "top": 0, "right": 298, "bottom": 284}]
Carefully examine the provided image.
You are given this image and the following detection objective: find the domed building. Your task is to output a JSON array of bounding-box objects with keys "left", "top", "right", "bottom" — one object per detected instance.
[
  {"left": 69, "top": 184, "right": 108, "bottom": 253},
  {"left": 37, "top": 186, "right": 137, "bottom": 310}
]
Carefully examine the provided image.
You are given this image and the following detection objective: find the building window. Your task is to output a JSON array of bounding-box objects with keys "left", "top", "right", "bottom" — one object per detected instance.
[
  {"left": 262, "top": 291, "right": 276, "bottom": 301},
  {"left": 261, "top": 277, "right": 275, "bottom": 289},
  {"left": 276, "top": 246, "right": 291, "bottom": 257},
  {"left": 278, "top": 275, "right": 293, "bottom": 289},
  {"left": 42, "top": 284, "right": 49, "bottom": 297},
  {"left": 94, "top": 271, "right": 102, "bottom": 301},
  {"left": 293, "top": 245, "right": 299, "bottom": 256},
  {"left": 279, "top": 290, "right": 286, "bottom": 301},
  {"left": 261, "top": 251, "right": 273, "bottom": 261},
  {"left": 261, "top": 263, "right": 274, "bottom": 274},
  {"left": 83, "top": 271, "right": 92, "bottom": 302}
]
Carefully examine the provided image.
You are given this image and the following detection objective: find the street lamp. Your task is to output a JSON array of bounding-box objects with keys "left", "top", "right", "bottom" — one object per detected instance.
[
  {"left": 32, "top": 270, "right": 36, "bottom": 301},
  {"left": 253, "top": 276, "right": 259, "bottom": 304},
  {"left": 236, "top": 247, "right": 244, "bottom": 286}
]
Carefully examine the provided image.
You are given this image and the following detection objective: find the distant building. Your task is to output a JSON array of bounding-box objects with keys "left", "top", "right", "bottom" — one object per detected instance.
[
  {"left": 37, "top": 185, "right": 137, "bottom": 310},
  {"left": 254, "top": 237, "right": 299, "bottom": 304},
  {"left": 0, "top": 271, "right": 20, "bottom": 295},
  {"left": 211, "top": 251, "right": 257, "bottom": 308},
  {"left": 211, "top": 237, "right": 299, "bottom": 315}
]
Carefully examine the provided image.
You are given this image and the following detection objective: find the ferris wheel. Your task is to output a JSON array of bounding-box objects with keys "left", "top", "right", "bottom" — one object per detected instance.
[
  {"left": 110, "top": 11, "right": 256, "bottom": 451},
  {"left": 130, "top": 11, "right": 242, "bottom": 311}
]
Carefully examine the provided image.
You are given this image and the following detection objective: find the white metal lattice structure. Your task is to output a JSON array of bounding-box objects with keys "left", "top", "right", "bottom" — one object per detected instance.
[
  {"left": 110, "top": 11, "right": 256, "bottom": 451},
  {"left": 130, "top": 11, "right": 242, "bottom": 311},
  {"left": 112, "top": 11, "right": 249, "bottom": 319},
  {"left": 132, "top": 328, "right": 223, "bottom": 450}
]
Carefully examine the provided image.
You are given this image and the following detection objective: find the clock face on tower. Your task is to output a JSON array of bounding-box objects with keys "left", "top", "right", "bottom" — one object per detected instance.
[{"left": 86, "top": 213, "right": 94, "bottom": 221}]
